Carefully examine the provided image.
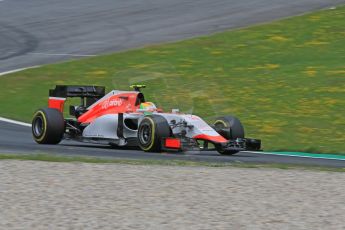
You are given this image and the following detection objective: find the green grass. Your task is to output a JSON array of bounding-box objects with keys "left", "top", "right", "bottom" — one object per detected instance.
[
  {"left": 0, "top": 154, "right": 344, "bottom": 172},
  {"left": 0, "top": 6, "right": 344, "bottom": 154}
]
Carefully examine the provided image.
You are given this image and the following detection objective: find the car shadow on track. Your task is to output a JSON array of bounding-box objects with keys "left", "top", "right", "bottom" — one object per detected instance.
[{"left": 59, "top": 142, "right": 256, "bottom": 158}]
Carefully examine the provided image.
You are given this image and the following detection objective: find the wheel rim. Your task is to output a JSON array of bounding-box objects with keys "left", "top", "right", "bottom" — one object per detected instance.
[
  {"left": 138, "top": 123, "right": 152, "bottom": 146},
  {"left": 33, "top": 115, "right": 44, "bottom": 137}
]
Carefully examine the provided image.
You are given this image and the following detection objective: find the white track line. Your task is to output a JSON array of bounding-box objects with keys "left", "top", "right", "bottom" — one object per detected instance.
[
  {"left": 0, "top": 117, "right": 31, "bottom": 127},
  {"left": 0, "top": 65, "right": 41, "bottom": 76},
  {"left": 5, "top": 51, "right": 97, "bottom": 57},
  {"left": 0, "top": 67, "right": 35, "bottom": 127},
  {"left": 28, "top": 52, "right": 96, "bottom": 57},
  {"left": 243, "top": 151, "right": 345, "bottom": 161}
]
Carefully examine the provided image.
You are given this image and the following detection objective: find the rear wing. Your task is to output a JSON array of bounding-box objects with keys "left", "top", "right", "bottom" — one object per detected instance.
[
  {"left": 49, "top": 85, "right": 105, "bottom": 98},
  {"left": 48, "top": 85, "right": 105, "bottom": 112}
]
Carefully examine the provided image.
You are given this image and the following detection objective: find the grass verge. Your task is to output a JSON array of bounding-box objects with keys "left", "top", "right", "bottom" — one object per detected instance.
[
  {"left": 0, "top": 154, "right": 344, "bottom": 172},
  {"left": 0, "top": 6, "right": 344, "bottom": 153}
]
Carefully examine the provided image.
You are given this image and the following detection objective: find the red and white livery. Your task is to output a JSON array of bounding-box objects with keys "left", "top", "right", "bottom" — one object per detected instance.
[{"left": 32, "top": 85, "right": 261, "bottom": 154}]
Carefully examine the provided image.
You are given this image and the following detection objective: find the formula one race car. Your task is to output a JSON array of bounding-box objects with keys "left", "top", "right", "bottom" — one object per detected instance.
[{"left": 32, "top": 85, "right": 261, "bottom": 155}]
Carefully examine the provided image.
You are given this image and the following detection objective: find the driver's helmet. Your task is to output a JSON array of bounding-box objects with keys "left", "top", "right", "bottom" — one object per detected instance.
[{"left": 140, "top": 102, "right": 157, "bottom": 114}]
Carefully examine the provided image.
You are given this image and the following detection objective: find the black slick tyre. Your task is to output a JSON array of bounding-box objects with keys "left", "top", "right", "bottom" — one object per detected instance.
[
  {"left": 32, "top": 108, "right": 65, "bottom": 144},
  {"left": 137, "top": 115, "right": 171, "bottom": 152},
  {"left": 214, "top": 116, "right": 245, "bottom": 155}
]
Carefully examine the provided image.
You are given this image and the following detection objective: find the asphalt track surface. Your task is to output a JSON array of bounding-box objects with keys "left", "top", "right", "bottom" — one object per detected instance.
[
  {"left": 1, "top": 121, "right": 344, "bottom": 168},
  {"left": 1, "top": 0, "right": 345, "bottom": 167},
  {"left": 1, "top": 0, "right": 345, "bottom": 72}
]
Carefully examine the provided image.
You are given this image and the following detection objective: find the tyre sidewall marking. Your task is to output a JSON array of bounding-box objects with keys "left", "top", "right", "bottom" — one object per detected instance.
[
  {"left": 32, "top": 110, "right": 47, "bottom": 142},
  {"left": 214, "top": 119, "right": 228, "bottom": 128},
  {"left": 215, "top": 119, "right": 231, "bottom": 140},
  {"left": 141, "top": 117, "right": 155, "bottom": 151}
]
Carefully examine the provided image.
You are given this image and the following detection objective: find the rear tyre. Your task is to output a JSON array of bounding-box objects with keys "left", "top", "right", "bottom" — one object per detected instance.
[
  {"left": 32, "top": 108, "right": 65, "bottom": 144},
  {"left": 214, "top": 116, "right": 245, "bottom": 155},
  {"left": 137, "top": 115, "right": 171, "bottom": 152}
]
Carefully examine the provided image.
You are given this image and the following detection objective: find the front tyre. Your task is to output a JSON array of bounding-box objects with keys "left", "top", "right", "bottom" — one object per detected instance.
[
  {"left": 214, "top": 116, "right": 245, "bottom": 155},
  {"left": 32, "top": 108, "right": 65, "bottom": 144},
  {"left": 137, "top": 115, "right": 171, "bottom": 152}
]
